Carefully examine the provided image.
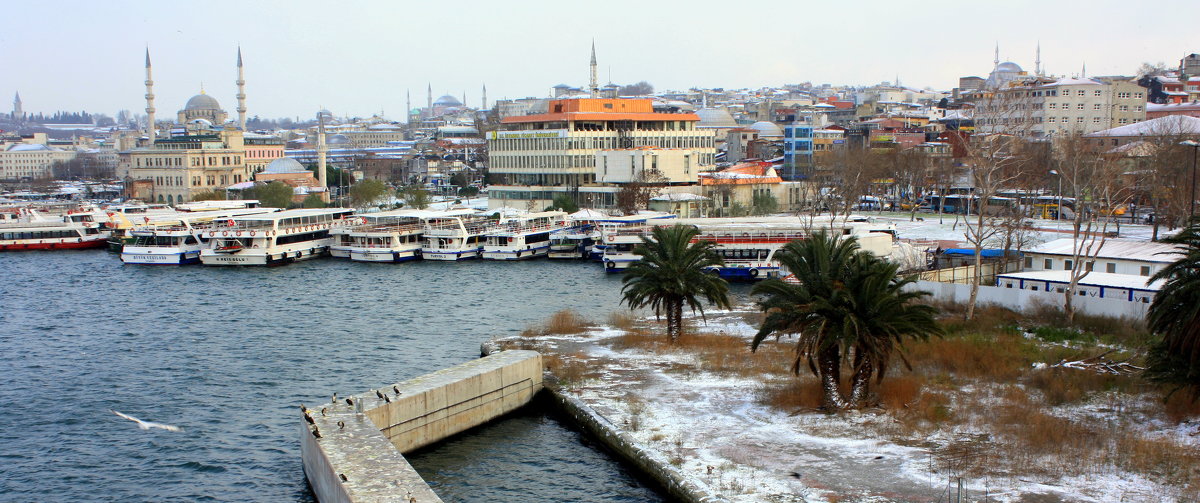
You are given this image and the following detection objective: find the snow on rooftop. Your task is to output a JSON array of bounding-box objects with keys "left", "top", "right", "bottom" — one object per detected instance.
[
  {"left": 997, "top": 270, "right": 1165, "bottom": 291},
  {"left": 1084, "top": 115, "right": 1200, "bottom": 137},
  {"left": 1027, "top": 237, "right": 1185, "bottom": 263}
]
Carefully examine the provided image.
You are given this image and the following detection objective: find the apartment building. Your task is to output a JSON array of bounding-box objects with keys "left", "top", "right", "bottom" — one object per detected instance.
[
  {"left": 486, "top": 98, "right": 716, "bottom": 210},
  {"left": 976, "top": 77, "right": 1147, "bottom": 137},
  {"left": 127, "top": 128, "right": 250, "bottom": 204}
]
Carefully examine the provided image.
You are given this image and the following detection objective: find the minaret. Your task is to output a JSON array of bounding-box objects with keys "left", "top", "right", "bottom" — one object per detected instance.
[
  {"left": 144, "top": 48, "right": 156, "bottom": 146},
  {"left": 589, "top": 41, "right": 599, "bottom": 97},
  {"left": 236, "top": 47, "right": 247, "bottom": 131},
  {"left": 426, "top": 83, "right": 432, "bottom": 115},
  {"left": 482, "top": 84, "right": 487, "bottom": 110},
  {"left": 1035, "top": 42, "right": 1042, "bottom": 76},
  {"left": 11, "top": 91, "right": 22, "bottom": 121},
  {"left": 993, "top": 42, "right": 999, "bottom": 67},
  {"left": 1081, "top": 62, "right": 1087, "bottom": 78},
  {"left": 406, "top": 89, "right": 411, "bottom": 124},
  {"left": 316, "top": 110, "right": 328, "bottom": 197}
]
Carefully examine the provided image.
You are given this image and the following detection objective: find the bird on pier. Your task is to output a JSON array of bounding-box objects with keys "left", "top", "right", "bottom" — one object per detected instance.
[
  {"left": 312, "top": 426, "right": 322, "bottom": 439},
  {"left": 320, "top": 407, "right": 327, "bottom": 417},
  {"left": 338, "top": 420, "right": 345, "bottom": 430},
  {"left": 304, "top": 413, "right": 315, "bottom": 425},
  {"left": 384, "top": 395, "right": 391, "bottom": 403},
  {"left": 331, "top": 393, "right": 337, "bottom": 404},
  {"left": 345, "top": 398, "right": 354, "bottom": 407},
  {"left": 300, "top": 403, "right": 308, "bottom": 414},
  {"left": 393, "top": 385, "right": 400, "bottom": 395},
  {"left": 339, "top": 473, "right": 348, "bottom": 482},
  {"left": 375, "top": 389, "right": 384, "bottom": 400}
]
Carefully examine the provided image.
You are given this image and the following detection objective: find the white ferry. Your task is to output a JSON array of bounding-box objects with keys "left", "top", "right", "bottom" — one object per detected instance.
[
  {"left": 120, "top": 208, "right": 279, "bottom": 265},
  {"left": 481, "top": 211, "right": 572, "bottom": 261},
  {"left": 332, "top": 209, "right": 441, "bottom": 263},
  {"left": 0, "top": 207, "right": 109, "bottom": 251},
  {"left": 656, "top": 216, "right": 898, "bottom": 281},
  {"left": 589, "top": 212, "right": 677, "bottom": 261},
  {"left": 329, "top": 209, "right": 418, "bottom": 259},
  {"left": 421, "top": 212, "right": 494, "bottom": 261},
  {"left": 599, "top": 226, "right": 648, "bottom": 272},
  {"left": 199, "top": 208, "right": 355, "bottom": 266},
  {"left": 548, "top": 225, "right": 599, "bottom": 259}
]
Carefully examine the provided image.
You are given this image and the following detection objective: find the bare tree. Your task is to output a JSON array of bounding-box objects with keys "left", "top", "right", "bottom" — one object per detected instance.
[
  {"left": 1053, "top": 133, "right": 1134, "bottom": 321},
  {"left": 812, "top": 146, "right": 883, "bottom": 232},
  {"left": 615, "top": 168, "right": 667, "bottom": 215}
]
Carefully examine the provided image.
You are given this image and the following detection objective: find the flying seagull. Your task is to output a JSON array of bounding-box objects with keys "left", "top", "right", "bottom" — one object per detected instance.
[{"left": 110, "top": 410, "right": 183, "bottom": 432}]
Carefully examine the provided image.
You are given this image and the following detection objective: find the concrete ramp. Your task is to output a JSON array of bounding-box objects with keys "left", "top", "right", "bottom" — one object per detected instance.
[{"left": 301, "top": 350, "right": 544, "bottom": 502}]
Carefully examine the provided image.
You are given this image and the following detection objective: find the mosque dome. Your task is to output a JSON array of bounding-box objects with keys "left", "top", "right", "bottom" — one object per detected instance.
[
  {"left": 995, "top": 62, "right": 1023, "bottom": 73},
  {"left": 433, "top": 95, "right": 463, "bottom": 107},
  {"left": 327, "top": 134, "right": 351, "bottom": 145},
  {"left": 262, "top": 157, "right": 309, "bottom": 174},
  {"left": 184, "top": 93, "right": 222, "bottom": 111},
  {"left": 695, "top": 108, "right": 738, "bottom": 128},
  {"left": 749, "top": 121, "right": 784, "bottom": 137}
]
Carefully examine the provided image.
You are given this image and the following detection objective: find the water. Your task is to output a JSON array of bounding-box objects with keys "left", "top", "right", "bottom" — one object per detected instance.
[{"left": 0, "top": 250, "right": 664, "bottom": 502}]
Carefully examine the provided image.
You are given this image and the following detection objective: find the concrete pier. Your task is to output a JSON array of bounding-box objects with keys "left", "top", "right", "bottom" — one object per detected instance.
[{"left": 301, "top": 350, "right": 544, "bottom": 502}]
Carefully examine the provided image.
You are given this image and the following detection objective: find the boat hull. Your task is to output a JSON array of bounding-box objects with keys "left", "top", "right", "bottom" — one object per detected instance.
[
  {"left": 482, "top": 244, "right": 550, "bottom": 261},
  {"left": 121, "top": 249, "right": 202, "bottom": 265},
  {"left": 201, "top": 245, "right": 330, "bottom": 266},
  {"left": 422, "top": 248, "right": 481, "bottom": 261},
  {"left": 349, "top": 249, "right": 420, "bottom": 263},
  {"left": 0, "top": 239, "right": 108, "bottom": 251}
]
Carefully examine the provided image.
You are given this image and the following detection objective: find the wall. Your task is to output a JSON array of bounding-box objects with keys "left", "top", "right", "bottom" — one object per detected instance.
[
  {"left": 909, "top": 280, "right": 1149, "bottom": 319},
  {"left": 301, "top": 350, "right": 543, "bottom": 502}
]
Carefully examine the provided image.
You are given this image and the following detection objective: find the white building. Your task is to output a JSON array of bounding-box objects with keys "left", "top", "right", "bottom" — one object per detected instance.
[
  {"left": 996, "top": 270, "right": 1164, "bottom": 304},
  {"left": 1022, "top": 238, "right": 1184, "bottom": 277},
  {"left": 0, "top": 143, "right": 77, "bottom": 180},
  {"left": 977, "top": 77, "right": 1147, "bottom": 137}
]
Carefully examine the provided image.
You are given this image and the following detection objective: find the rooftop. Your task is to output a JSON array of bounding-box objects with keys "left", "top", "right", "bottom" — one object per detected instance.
[
  {"left": 1026, "top": 238, "right": 1185, "bottom": 263},
  {"left": 997, "top": 270, "right": 1165, "bottom": 291}
]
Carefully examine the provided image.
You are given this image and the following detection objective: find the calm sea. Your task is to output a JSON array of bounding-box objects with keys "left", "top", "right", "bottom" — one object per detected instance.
[{"left": 0, "top": 250, "right": 662, "bottom": 502}]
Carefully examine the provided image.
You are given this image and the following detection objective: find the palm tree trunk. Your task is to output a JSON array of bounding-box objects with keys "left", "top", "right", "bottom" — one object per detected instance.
[
  {"left": 849, "top": 349, "right": 872, "bottom": 407},
  {"left": 818, "top": 346, "right": 848, "bottom": 410}
]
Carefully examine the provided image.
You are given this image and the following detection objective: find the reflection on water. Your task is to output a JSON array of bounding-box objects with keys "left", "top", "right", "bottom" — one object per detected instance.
[{"left": 0, "top": 250, "right": 662, "bottom": 502}]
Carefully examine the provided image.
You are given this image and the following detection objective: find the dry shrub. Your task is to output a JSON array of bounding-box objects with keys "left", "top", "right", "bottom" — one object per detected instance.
[
  {"left": 542, "top": 351, "right": 593, "bottom": 387},
  {"left": 675, "top": 331, "right": 792, "bottom": 377},
  {"left": 1025, "top": 368, "right": 1139, "bottom": 406},
  {"left": 607, "top": 310, "right": 639, "bottom": 331},
  {"left": 1164, "top": 391, "right": 1200, "bottom": 423},
  {"left": 894, "top": 391, "right": 955, "bottom": 431},
  {"left": 905, "top": 332, "right": 1035, "bottom": 382},
  {"left": 757, "top": 379, "right": 824, "bottom": 411},
  {"left": 877, "top": 375, "right": 924, "bottom": 410},
  {"left": 544, "top": 309, "right": 589, "bottom": 335}
]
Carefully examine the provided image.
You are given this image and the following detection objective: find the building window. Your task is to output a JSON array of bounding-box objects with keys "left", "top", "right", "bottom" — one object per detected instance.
[
  {"left": 1064, "top": 259, "right": 1074, "bottom": 270},
  {"left": 1094, "top": 104, "right": 1102, "bottom": 110},
  {"left": 1044, "top": 258, "right": 1053, "bottom": 269},
  {"left": 1077, "top": 104, "right": 1085, "bottom": 110},
  {"left": 1025, "top": 257, "right": 1033, "bottom": 268},
  {"left": 1140, "top": 266, "right": 1151, "bottom": 276},
  {"left": 1106, "top": 262, "right": 1116, "bottom": 273}
]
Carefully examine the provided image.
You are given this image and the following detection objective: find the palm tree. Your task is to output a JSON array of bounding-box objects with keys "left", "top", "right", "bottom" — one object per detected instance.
[
  {"left": 621, "top": 224, "right": 732, "bottom": 341},
  {"left": 751, "top": 232, "right": 941, "bottom": 409},
  {"left": 1146, "top": 221, "right": 1200, "bottom": 399}
]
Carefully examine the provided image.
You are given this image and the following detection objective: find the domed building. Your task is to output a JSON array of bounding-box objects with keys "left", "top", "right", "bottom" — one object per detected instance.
[
  {"left": 177, "top": 90, "right": 228, "bottom": 125},
  {"left": 985, "top": 61, "right": 1025, "bottom": 89},
  {"left": 748, "top": 121, "right": 784, "bottom": 138}
]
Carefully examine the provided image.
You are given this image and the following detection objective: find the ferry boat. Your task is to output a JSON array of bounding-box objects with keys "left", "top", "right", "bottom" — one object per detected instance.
[
  {"left": 589, "top": 212, "right": 678, "bottom": 261},
  {"left": 421, "top": 212, "right": 494, "bottom": 261},
  {"left": 0, "top": 207, "right": 110, "bottom": 251},
  {"left": 199, "top": 208, "right": 355, "bottom": 266},
  {"left": 120, "top": 208, "right": 279, "bottom": 265},
  {"left": 599, "top": 226, "right": 648, "bottom": 272},
  {"left": 548, "top": 226, "right": 599, "bottom": 259},
  {"left": 329, "top": 209, "right": 418, "bottom": 259},
  {"left": 481, "top": 211, "right": 572, "bottom": 261},
  {"left": 102, "top": 203, "right": 179, "bottom": 251},
  {"left": 331, "top": 209, "right": 449, "bottom": 263}
]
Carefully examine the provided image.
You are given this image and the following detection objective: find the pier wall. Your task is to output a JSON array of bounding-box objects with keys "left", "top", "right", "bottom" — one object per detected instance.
[{"left": 301, "top": 350, "right": 543, "bottom": 502}]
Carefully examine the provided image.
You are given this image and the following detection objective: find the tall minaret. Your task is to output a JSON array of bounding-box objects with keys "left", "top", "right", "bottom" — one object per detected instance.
[
  {"left": 406, "top": 89, "right": 411, "bottom": 124},
  {"left": 993, "top": 42, "right": 999, "bottom": 67},
  {"left": 589, "top": 41, "right": 599, "bottom": 97},
  {"left": 236, "top": 47, "right": 247, "bottom": 131},
  {"left": 144, "top": 48, "right": 156, "bottom": 146},
  {"left": 11, "top": 92, "right": 22, "bottom": 121},
  {"left": 426, "top": 83, "right": 432, "bottom": 114},
  {"left": 316, "top": 110, "right": 328, "bottom": 196},
  {"left": 1081, "top": 62, "right": 1087, "bottom": 78},
  {"left": 482, "top": 84, "right": 487, "bottom": 110},
  {"left": 1035, "top": 42, "right": 1042, "bottom": 76}
]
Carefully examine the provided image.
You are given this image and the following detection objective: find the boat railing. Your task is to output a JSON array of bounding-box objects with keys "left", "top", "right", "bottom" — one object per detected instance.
[
  {"left": 0, "top": 219, "right": 85, "bottom": 229},
  {"left": 348, "top": 222, "right": 426, "bottom": 235},
  {"left": 692, "top": 231, "right": 809, "bottom": 244}
]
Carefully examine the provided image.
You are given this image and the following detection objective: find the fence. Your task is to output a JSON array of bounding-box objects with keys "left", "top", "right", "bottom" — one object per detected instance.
[
  {"left": 918, "top": 259, "right": 1021, "bottom": 285},
  {"left": 909, "top": 280, "right": 1149, "bottom": 319}
]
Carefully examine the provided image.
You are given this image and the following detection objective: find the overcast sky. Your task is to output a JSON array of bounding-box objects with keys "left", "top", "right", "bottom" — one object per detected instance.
[{"left": 3, "top": 0, "right": 1196, "bottom": 120}]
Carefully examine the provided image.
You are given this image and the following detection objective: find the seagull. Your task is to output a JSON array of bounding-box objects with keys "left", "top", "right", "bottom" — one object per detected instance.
[
  {"left": 331, "top": 393, "right": 337, "bottom": 404},
  {"left": 110, "top": 410, "right": 183, "bottom": 432}
]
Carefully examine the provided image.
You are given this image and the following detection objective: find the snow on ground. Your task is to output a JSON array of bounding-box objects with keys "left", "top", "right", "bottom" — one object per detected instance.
[{"left": 505, "top": 309, "right": 1194, "bottom": 502}]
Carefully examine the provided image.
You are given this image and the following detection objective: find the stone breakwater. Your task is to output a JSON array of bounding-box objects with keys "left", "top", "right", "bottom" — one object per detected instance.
[
  {"left": 480, "top": 340, "right": 729, "bottom": 503},
  {"left": 301, "top": 350, "right": 543, "bottom": 502}
]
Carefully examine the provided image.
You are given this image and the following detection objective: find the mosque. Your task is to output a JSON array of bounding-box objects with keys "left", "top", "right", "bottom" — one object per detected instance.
[{"left": 142, "top": 47, "right": 248, "bottom": 142}]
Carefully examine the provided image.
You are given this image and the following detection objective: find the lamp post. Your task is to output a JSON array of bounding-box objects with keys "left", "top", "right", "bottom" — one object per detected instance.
[
  {"left": 1182, "top": 140, "right": 1200, "bottom": 218},
  {"left": 1049, "top": 169, "right": 1062, "bottom": 220}
]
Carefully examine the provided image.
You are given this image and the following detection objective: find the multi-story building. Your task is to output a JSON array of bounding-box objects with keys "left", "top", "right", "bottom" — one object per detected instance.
[
  {"left": 0, "top": 143, "right": 76, "bottom": 181},
  {"left": 127, "top": 128, "right": 250, "bottom": 204},
  {"left": 977, "top": 76, "right": 1147, "bottom": 137},
  {"left": 486, "top": 98, "right": 716, "bottom": 210},
  {"left": 243, "top": 133, "right": 286, "bottom": 174}
]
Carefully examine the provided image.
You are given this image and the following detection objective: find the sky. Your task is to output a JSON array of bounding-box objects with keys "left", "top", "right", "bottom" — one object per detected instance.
[{"left": 3, "top": 0, "right": 1197, "bottom": 120}]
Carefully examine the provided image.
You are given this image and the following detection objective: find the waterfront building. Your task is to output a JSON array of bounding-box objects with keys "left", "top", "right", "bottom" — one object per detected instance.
[
  {"left": 486, "top": 97, "right": 717, "bottom": 210},
  {"left": 0, "top": 142, "right": 76, "bottom": 181},
  {"left": 127, "top": 129, "right": 250, "bottom": 204}
]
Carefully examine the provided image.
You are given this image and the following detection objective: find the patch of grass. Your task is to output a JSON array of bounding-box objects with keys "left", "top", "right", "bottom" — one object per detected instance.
[
  {"left": 1024, "top": 368, "right": 1140, "bottom": 406},
  {"left": 894, "top": 391, "right": 956, "bottom": 431},
  {"left": 544, "top": 309, "right": 589, "bottom": 335},
  {"left": 757, "top": 379, "right": 824, "bottom": 411},
  {"left": 905, "top": 331, "right": 1039, "bottom": 382},
  {"left": 1164, "top": 391, "right": 1200, "bottom": 423},
  {"left": 877, "top": 375, "right": 924, "bottom": 410},
  {"left": 542, "top": 351, "right": 595, "bottom": 389},
  {"left": 606, "top": 310, "right": 639, "bottom": 331}
]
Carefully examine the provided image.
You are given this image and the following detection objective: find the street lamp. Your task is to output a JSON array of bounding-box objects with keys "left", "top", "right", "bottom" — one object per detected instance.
[
  {"left": 1182, "top": 140, "right": 1200, "bottom": 218},
  {"left": 1049, "top": 169, "right": 1062, "bottom": 220}
]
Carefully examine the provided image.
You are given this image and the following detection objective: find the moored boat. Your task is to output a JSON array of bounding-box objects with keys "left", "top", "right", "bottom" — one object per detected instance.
[
  {"left": 199, "top": 208, "right": 355, "bottom": 266},
  {"left": 481, "top": 211, "right": 572, "bottom": 261},
  {"left": 120, "top": 208, "right": 280, "bottom": 265},
  {"left": 421, "top": 212, "right": 493, "bottom": 261}
]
